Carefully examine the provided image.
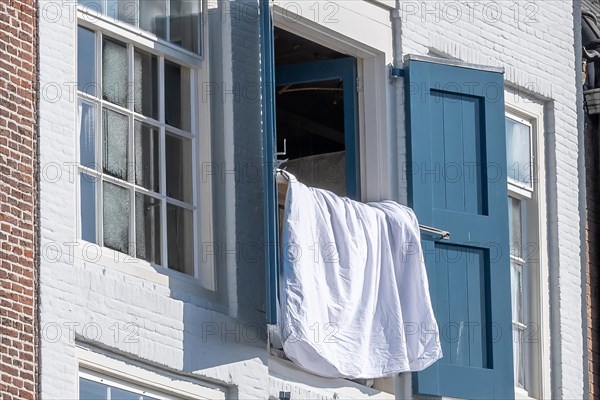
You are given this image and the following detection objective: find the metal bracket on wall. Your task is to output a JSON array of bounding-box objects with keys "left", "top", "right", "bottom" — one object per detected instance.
[{"left": 390, "top": 66, "right": 404, "bottom": 79}]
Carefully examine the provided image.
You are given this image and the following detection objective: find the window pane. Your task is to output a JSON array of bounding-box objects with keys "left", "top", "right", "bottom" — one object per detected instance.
[
  {"left": 513, "top": 327, "right": 526, "bottom": 389},
  {"left": 79, "top": 100, "right": 96, "bottom": 167},
  {"left": 165, "top": 133, "right": 193, "bottom": 203},
  {"left": 106, "top": 0, "right": 137, "bottom": 25},
  {"left": 80, "top": 378, "right": 107, "bottom": 400},
  {"left": 78, "top": 26, "right": 96, "bottom": 96},
  {"left": 78, "top": 0, "right": 104, "bottom": 13},
  {"left": 103, "top": 38, "right": 128, "bottom": 108},
  {"left": 509, "top": 197, "right": 522, "bottom": 258},
  {"left": 80, "top": 174, "right": 97, "bottom": 243},
  {"left": 510, "top": 261, "right": 524, "bottom": 323},
  {"left": 103, "top": 109, "right": 129, "bottom": 180},
  {"left": 110, "top": 387, "right": 140, "bottom": 400},
  {"left": 140, "top": 0, "right": 167, "bottom": 39},
  {"left": 169, "top": 0, "right": 201, "bottom": 54},
  {"left": 103, "top": 182, "right": 130, "bottom": 254},
  {"left": 164, "top": 61, "right": 191, "bottom": 131},
  {"left": 134, "top": 50, "right": 159, "bottom": 119},
  {"left": 134, "top": 122, "right": 160, "bottom": 192},
  {"left": 136, "top": 193, "right": 161, "bottom": 264},
  {"left": 506, "top": 117, "right": 532, "bottom": 187},
  {"left": 167, "top": 204, "right": 194, "bottom": 275}
]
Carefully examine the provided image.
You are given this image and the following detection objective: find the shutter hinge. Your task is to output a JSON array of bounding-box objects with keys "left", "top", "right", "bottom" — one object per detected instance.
[{"left": 390, "top": 67, "right": 404, "bottom": 79}]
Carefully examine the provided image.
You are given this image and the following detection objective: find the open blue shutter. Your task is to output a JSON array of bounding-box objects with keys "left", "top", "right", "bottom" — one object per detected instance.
[
  {"left": 405, "top": 59, "right": 514, "bottom": 399},
  {"left": 260, "top": 0, "right": 278, "bottom": 324}
]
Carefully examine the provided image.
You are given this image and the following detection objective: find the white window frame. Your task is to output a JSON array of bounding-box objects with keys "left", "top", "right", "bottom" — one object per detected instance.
[
  {"left": 76, "top": 3, "right": 215, "bottom": 291},
  {"left": 76, "top": 345, "right": 225, "bottom": 399},
  {"left": 505, "top": 96, "right": 550, "bottom": 400},
  {"left": 269, "top": 5, "right": 394, "bottom": 396}
]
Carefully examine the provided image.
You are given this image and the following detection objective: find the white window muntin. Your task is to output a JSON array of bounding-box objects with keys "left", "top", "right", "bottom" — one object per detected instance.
[{"left": 76, "top": 18, "right": 205, "bottom": 281}]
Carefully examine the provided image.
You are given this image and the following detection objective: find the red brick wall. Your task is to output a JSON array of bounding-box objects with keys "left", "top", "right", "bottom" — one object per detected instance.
[
  {"left": 0, "top": 0, "right": 38, "bottom": 399},
  {"left": 586, "top": 114, "right": 600, "bottom": 399}
]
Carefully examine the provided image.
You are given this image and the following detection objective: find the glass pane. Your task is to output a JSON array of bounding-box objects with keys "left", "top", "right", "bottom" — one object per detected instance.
[
  {"left": 134, "top": 122, "right": 160, "bottom": 192},
  {"left": 78, "top": 26, "right": 96, "bottom": 96},
  {"left": 102, "top": 109, "right": 129, "bottom": 180},
  {"left": 164, "top": 61, "right": 191, "bottom": 131},
  {"left": 509, "top": 197, "right": 522, "bottom": 258},
  {"left": 79, "top": 100, "right": 96, "bottom": 167},
  {"left": 110, "top": 387, "right": 140, "bottom": 400},
  {"left": 103, "top": 182, "right": 130, "bottom": 254},
  {"left": 140, "top": 0, "right": 167, "bottom": 39},
  {"left": 506, "top": 117, "right": 532, "bottom": 187},
  {"left": 510, "top": 261, "right": 524, "bottom": 323},
  {"left": 80, "top": 174, "right": 97, "bottom": 243},
  {"left": 78, "top": 0, "right": 104, "bottom": 13},
  {"left": 106, "top": 0, "right": 137, "bottom": 25},
  {"left": 513, "top": 327, "right": 526, "bottom": 389},
  {"left": 102, "top": 38, "right": 128, "bottom": 108},
  {"left": 167, "top": 204, "right": 194, "bottom": 275},
  {"left": 136, "top": 193, "right": 161, "bottom": 264},
  {"left": 79, "top": 378, "right": 107, "bottom": 400},
  {"left": 169, "top": 0, "right": 201, "bottom": 53},
  {"left": 134, "top": 50, "right": 159, "bottom": 119},
  {"left": 165, "top": 133, "right": 193, "bottom": 203}
]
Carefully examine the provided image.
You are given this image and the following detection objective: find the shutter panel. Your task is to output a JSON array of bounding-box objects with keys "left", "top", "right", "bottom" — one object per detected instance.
[{"left": 405, "top": 58, "right": 514, "bottom": 399}]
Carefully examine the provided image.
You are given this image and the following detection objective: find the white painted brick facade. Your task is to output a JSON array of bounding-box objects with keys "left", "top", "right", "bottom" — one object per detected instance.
[{"left": 37, "top": 0, "right": 584, "bottom": 399}]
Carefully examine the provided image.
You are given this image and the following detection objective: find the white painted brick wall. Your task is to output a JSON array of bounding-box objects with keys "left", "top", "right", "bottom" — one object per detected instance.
[{"left": 38, "top": 0, "right": 583, "bottom": 399}]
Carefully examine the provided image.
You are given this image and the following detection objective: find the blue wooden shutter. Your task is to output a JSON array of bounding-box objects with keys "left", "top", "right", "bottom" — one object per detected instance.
[
  {"left": 405, "top": 58, "right": 514, "bottom": 399},
  {"left": 260, "top": 0, "right": 278, "bottom": 324}
]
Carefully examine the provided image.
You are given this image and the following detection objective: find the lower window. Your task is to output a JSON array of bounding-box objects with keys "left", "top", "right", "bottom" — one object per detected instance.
[{"left": 80, "top": 371, "right": 172, "bottom": 400}]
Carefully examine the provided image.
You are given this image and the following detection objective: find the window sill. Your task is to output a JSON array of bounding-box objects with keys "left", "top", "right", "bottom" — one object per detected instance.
[
  {"left": 268, "top": 355, "right": 395, "bottom": 399},
  {"left": 72, "top": 241, "right": 226, "bottom": 314},
  {"left": 515, "top": 386, "right": 537, "bottom": 400}
]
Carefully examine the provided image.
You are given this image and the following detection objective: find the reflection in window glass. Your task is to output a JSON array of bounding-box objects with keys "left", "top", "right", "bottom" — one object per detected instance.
[
  {"left": 509, "top": 197, "right": 522, "bottom": 258},
  {"left": 103, "top": 109, "right": 129, "bottom": 180},
  {"left": 134, "top": 122, "right": 160, "bottom": 192},
  {"left": 106, "top": 0, "right": 137, "bottom": 25},
  {"left": 79, "top": 378, "right": 107, "bottom": 399},
  {"left": 103, "top": 182, "right": 130, "bottom": 254},
  {"left": 103, "top": 38, "right": 128, "bottom": 108},
  {"left": 140, "top": 0, "right": 167, "bottom": 39},
  {"left": 80, "top": 174, "right": 97, "bottom": 243},
  {"left": 134, "top": 50, "right": 159, "bottom": 119},
  {"left": 77, "top": 26, "right": 96, "bottom": 96},
  {"left": 169, "top": 0, "right": 201, "bottom": 53},
  {"left": 164, "top": 61, "right": 191, "bottom": 131},
  {"left": 136, "top": 193, "right": 161, "bottom": 264},
  {"left": 79, "top": 100, "right": 96, "bottom": 168},
  {"left": 165, "top": 133, "right": 192, "bottom": 203},
  {"left": 78, "top": 0, "right": 104, "bottom": 13},
  {"left": 167, "top": 204, "right": 194, "bottom": 275},
  {"left": 506, "top": 117, "right": 532, "bottom": 188}
]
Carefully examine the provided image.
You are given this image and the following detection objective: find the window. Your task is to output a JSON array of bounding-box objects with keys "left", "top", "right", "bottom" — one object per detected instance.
[
  {"left": 80, "top": 372, "right": 172, "bottom": 400},
  {"left": 505, "top": 109, "right": 548, "bottom": 399},
  {"left": 78, "top": 0, "right": 201, "bottom": 54},
  {"left": 76, "top": 8, "right": 208, "bottom": 280}
]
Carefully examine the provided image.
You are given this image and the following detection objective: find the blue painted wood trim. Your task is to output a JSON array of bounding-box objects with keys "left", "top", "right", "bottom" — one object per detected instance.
[
  {"left": 276, "top": 58, "right": 360, "bottom": 200},
  {"left": 260, "top": 0, "right": 279, "bottom": 324}
]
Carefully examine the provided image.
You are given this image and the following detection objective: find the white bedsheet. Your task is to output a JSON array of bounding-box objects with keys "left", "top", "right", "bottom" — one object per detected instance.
[{"left": 280, "top": 174, "right": 442, "bottom": 379}]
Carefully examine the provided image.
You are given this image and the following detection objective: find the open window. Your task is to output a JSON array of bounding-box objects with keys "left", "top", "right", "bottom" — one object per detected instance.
[{"left": 274, "top": 28, "right": 359, "bottom": 201}]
